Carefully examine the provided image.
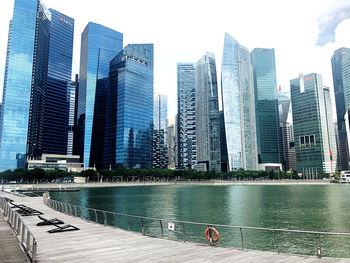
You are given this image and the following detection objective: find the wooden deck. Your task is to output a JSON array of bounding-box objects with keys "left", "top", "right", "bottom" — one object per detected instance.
[
  {"left": 0, "top": 212, "right": 29, "bottom": 263},
  {"left": 1, "top": 191, "right": 350, "bottom": 263}
]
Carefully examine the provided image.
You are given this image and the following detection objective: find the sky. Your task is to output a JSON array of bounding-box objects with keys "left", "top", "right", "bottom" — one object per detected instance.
[{"left": 0, "top": 0, "right": 349, "bottom": 124}]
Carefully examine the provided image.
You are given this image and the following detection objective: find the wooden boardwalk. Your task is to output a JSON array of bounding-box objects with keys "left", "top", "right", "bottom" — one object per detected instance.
[
  {"left": 0, "top": 212, "right": 29, "bottom": 263},
  {"left": 1, "top": 192, "right": 350, "bottom": 263}
]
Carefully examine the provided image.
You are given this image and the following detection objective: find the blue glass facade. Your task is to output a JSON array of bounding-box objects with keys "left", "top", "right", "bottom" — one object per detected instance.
[
  {"left": 0, "top": 0, "right": 42, "bottom": 170},
  {"left": 43, "top": 9, "right": 74, "bottom": 155},
  {"left": 331, "top": 48, "right": 350, "bottom": 170},
  {"left": 251, "top": 48, "right": 282, "bottom": 164},
  {"left": 77, "top": 22, "right": 123, "bottom": 168},
  {"left": 221, "top": 33, "right": 258, "bottom": 171},
  {"left": 105, "top": 44, "right": 153, "bottom": 169}
]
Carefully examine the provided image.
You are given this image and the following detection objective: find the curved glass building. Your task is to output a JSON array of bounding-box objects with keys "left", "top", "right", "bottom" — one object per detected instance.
[{"left": 221, "top": 33, "right": 258, "bottom": 171}]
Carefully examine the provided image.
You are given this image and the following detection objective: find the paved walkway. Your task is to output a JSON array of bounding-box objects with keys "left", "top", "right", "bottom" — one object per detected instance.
[
  {"left": 1, "top": 192, "right": 350, "bottom": 263},
  {"left": 0, "top": 212, "right": 29, "bottom": 263}
]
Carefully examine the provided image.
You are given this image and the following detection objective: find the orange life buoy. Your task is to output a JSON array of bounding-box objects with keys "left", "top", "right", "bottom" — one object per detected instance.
[{"left": 205, "top": 227, "right": 219, "bottom": 242}]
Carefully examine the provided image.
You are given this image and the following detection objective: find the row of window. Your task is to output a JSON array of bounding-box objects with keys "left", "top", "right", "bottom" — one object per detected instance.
[{"left": 299, "top": 135, "right": 316, "bottom": 147}]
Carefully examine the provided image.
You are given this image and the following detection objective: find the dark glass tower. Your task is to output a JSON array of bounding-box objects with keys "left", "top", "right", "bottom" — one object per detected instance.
[
  {"left": 176, "top": 63, "right": 197, "bottom": 169},
  {"left": 331, "top": 48, "right": 350, "bottom": 170},
  {"left": 0, "top": 0, "right": 51, "bottom": 170},
  {"left": 77, "top": 22, "right": 123, "bottom": 169},
  {"left": 105, "top": 44, "right": 154, "bottom": 169},
  {"left": 152, "top": 94, "right": 168, "bottom": 169},
  {"left": 42, "top": 9, "right": 74, "bottom": 155},
  {"left": 251, "top": 48, "right": 282, "bottom": 165}
]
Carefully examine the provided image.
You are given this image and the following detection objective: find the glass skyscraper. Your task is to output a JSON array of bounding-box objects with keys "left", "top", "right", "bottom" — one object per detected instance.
[
  {"left": 251, "top": 48, "right": 282, "bottom": 165},
  {"left": 221, "top": 33, "right": 258, "bottom": 171},
  {"left": 291, "top": 73, "right": 337, "bottom": 176},
  {"left": 176, "top": 63, "right": 197, "bottom": 169},
  {"left": 153, "top": 94, "right": 168, "bottom": 169},
  {"left": 0, "top": 0, "right": 51, "bottom": 171},
  {"left": 105, "top": 44, "right": 154, "bottom": 169},
  {"left": 43, "top": 9, "right": 74, "bottom": 155},
  {"left": 195, "top": 53, "right": 221, "bottom": 171},
  {"left": 77, "top": 22, "right": 123, "bottom": 169},
  {"left": 331, "top": 47, "right": 350, "bottom": 170}
]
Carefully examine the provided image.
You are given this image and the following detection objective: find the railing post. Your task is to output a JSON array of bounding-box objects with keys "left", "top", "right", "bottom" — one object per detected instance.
[
  {"left": 94, "top": 209, "right": 98, "bottom": 223},
  {"left": 26, "top": 232, "right": 30, "bottom": 250},
  {"left": 182, "top": 223, "right": 186, "bottom": 242},
  {"left": 21, "top": 225, "right": 25, "bottom": 244},
  {"left": 114, "top": 214, "right": 117, "bottom": 228},
  {"left": 74, "top": 205, "right": 77, "bottom": 217},
  {"left": 103, "top": 211, "right": 107, "bottom": 226},
  {"left": 80, "top": 207, "right": 84, "bottom": 219},
  {"left": 127, "top": 216, "right": 130, "bottom": 231},
  {"left": 32, "top": 240, "right": 37, "bottom": 262},
  {"left": 87, "top": 208, "right": 90, "bottom": 221},
  {"left": 141, "top": 218, "right": 145, "bottom": 235},
  {"left": 160, "top": 220, "right": 163, "bottom": 238},
  {"left": 240, "top": 227, "right": 244, "bottom": 250}
]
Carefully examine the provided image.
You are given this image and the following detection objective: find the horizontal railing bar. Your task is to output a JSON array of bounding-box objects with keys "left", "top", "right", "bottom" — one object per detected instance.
[{"left": 47, "top": 198, "right": 350, "bottom": 237}]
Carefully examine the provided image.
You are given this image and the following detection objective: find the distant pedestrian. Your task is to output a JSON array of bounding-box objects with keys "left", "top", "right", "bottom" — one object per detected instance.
[{"left": 1, "top": 185, "right": 4, "bottom": 192}]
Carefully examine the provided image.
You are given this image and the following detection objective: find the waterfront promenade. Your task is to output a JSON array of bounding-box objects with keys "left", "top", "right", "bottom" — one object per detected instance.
[{"left": 1, "top": 192, "right": 350, "bottom": 262}]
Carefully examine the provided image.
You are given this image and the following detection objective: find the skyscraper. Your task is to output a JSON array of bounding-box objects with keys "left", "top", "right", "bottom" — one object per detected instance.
[
  {"left": 195, "top": 53, "right": 221, "bottom": 171},
  {"left": 105, "top": 44, "right": 154, "bottom": 169},
  {"left": 176, "top": 63, "right": 197, "bottom": 169},
  {"left": 221, "top": 33, "right": 258, "bottom": 171},
  {"left": 291, "top": 73, "right": 337, "bottom": 176},
  {"left": 0, "top": 0, "right": 51, "bottom": 170},
  {"left": 153, "top": 94, "right": 168, "bottom": 169},
  {"left": 278, "top": 91, "right": 296, "bottom": 171},
  {"left": 331, "top": 47, "right": 350, "bottom": 170},
  {"left": 43, "top": 9, "right": 74, "bottom": 155},
  {"left": 251, "top": 48, "right": 282, "bottom": 168},
  {"left": 77, "top": 22, "right": 123, "bottom": 169}
]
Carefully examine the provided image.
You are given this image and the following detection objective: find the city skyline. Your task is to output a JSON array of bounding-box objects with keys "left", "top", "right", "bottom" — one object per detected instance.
[{"left": 0, "top": 0, "right": 349, "bottom": 123}]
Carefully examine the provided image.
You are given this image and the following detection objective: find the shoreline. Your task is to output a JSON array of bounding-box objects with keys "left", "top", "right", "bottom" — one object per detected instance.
[{"left": 0, "top": 179, "right": 337, "bottom": 190}]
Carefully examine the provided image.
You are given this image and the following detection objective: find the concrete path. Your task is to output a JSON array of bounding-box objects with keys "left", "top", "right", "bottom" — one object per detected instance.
[{"left": 1, "top": 192, "right": 350, "bottom": 263}]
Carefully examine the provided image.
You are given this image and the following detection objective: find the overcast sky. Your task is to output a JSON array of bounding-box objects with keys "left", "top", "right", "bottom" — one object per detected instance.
[{"left": 0, "top": 0, "right": 349, "bottom": 124}]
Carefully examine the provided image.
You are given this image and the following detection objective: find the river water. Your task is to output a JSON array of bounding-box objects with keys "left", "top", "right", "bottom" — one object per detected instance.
[{"left": 50, "top": 184, "right": 350, "bottom": 257}]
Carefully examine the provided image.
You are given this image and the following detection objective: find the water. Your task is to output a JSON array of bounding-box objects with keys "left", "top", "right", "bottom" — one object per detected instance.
[{"left": 50, "top": 184, "right": 350, "bottom": 257}]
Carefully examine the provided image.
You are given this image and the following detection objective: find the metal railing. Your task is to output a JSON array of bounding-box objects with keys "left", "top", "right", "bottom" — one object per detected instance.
[
  {"left": 43, "top": 196, "right": 350, "bottom": 258},
  {"left": 0, "top": 197, "right": 37, "bottom": 262}
]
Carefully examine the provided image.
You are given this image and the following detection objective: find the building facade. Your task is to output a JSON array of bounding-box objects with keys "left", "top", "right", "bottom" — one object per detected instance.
[
  {"left": 105, "top": 44, "right": 154, "bottom": 169},
  {"left": 77, "top": 22, "right": 123, "bottom": 169},
  {"left": 251, "top": 48, "right": 282, "bottom": 166},
  {"left": 221, "top": 33, "right": 258, "bottom": 171},
  {"left": 278, "top": 91, "right": 296, "bottom": 171},
  {"left": 291, "top": 73, "right": 337, "bottom": 176},
  {"left": 176, "top": 63, "right": 197, "bottom": 169},
  {"left": 167, "top": 124, "right": 176, "bottom": 169},
  {"left": 331, "top": 47, "right": 350, "bottom": 170},
  {"left": 153, "top": 94, "right": 168, "bottom": 169},
  {"left": 43, "top": 9, "right": 74, "bottom": 155},
  {"left": 195, "top": 53, "right": 221, "bottom": 171},
  {"left": 0, "top": 0, "right": 51, "bottom": 170}
]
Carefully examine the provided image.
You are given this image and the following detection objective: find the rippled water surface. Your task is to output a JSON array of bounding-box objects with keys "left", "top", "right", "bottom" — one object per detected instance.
[{"left": 50, "top": 184, "right": 350, "bottom": 257}]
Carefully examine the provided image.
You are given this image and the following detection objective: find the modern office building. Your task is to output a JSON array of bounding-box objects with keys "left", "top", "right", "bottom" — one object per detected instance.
[
  {"left": 195, "top": 53, "right": 221, "bottom": 171},
  {"left": 77, "top": 22, "right": 123, "bottom": 169},
  {"left": 0, "top": 0, "right": 51, "bottom": 171},
  {"left": 251, "top": 48, "right": 282, "bottom": 168},
  {"left": 221, "top": 33, "right": 258, "bottom": 171},
  {"left": 291, "top": 73, "right": 337, "bottom": 176},
  {"left": 331, "top": 47, "right": 350, "bottom": 170},
  {"left": 153, "top": 94, "right": 168, "bottom": 169},
  {"left": 67, "top": 79, "right": 76, "bottom": 155},
  {"left": 167, "top": 124, "right": 176, "bottom": 169},
  {"left": 219, "top": 111, "right": 228, "bottom": 172},
  {"left": 105, "top": 44, "right": 154, "bottom": 169},
  {"left": 43, "top": 9, "right": 74, "bottom": 155},
  {"left": 176, "top": 63, "right": 197, "bottom": 169},
  {"left": 278, "top": 91, "right": 296, "bottom": 171}
]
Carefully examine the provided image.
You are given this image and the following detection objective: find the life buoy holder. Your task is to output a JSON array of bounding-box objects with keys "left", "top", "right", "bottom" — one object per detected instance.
[{"left": 205, "top": 227, "right": 219, "bottom": 243}]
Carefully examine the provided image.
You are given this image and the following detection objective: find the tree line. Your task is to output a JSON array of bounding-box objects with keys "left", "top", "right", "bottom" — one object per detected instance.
[{"left": 0, "top": 167, "right": 330, "bottom": 183}]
